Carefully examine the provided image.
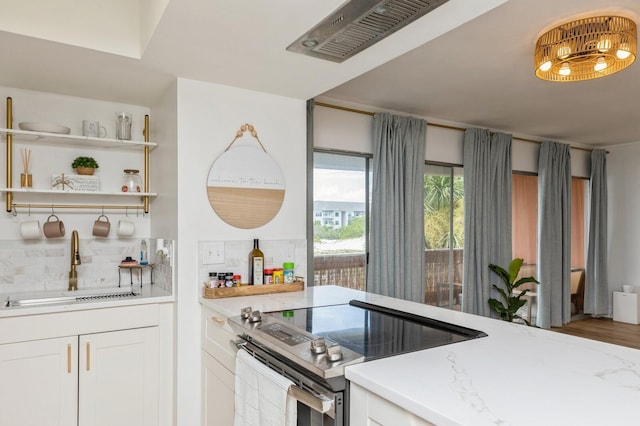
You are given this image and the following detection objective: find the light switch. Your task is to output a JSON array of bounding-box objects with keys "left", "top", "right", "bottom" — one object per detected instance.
[{"left": 203, "top": 242, "right": 225, "bottom": 265}]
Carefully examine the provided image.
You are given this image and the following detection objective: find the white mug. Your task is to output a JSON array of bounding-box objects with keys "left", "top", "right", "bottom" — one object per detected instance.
[
  {"left": 82, "top": 120, "right": 107, "bottom": 138},
  {"left": 20, "top": 219, "right": 41, "bottom": 239},
  {"left": 117, "top": 219, "right": 135, "bottom": 237}
]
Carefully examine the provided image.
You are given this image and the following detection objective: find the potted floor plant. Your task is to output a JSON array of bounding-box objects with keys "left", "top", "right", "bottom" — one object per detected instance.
[
  {"left": 488, "top": 258, "right": 539, "bottom": 325},
  {"left": 72, "top": 156, "right": 99, "bottom": 175}
]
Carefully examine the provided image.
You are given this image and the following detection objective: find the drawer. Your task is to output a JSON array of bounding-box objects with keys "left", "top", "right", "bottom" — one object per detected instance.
[{"left": 201, "top": 307, "right": 237, "bottom": 372}]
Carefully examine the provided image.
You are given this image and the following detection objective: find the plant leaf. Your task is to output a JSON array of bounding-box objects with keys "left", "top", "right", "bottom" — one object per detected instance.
[
  {"left": 491, "top": 284, "right": 509, "bottom": 302},
  {"left": 514, "top": 276, "right": 539, "bottom": 287},
  {"left": 489, "top": 264, "right": 511, "bottom": 285},
  {"left": 509, "top": 258, "right": 524, "bottom": 283}
]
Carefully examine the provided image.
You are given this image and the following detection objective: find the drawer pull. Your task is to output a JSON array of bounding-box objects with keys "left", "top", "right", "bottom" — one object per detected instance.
[
  {"left": 211, "top": 316, "right": 226, "bottom": 325},
  {"left": 67, "top": 344, "right": 72, "bottom": 374},
  {"left": 86, "top": 342, "right": 91, "bottom": 371}
]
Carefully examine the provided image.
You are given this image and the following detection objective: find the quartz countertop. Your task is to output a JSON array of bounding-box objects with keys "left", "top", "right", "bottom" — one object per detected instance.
[
  {"left": 201, "top": 285, "right": 640, "bottom": 425},
  {"left": 0, "top": 284, "right": 173, "bottom": 318}
]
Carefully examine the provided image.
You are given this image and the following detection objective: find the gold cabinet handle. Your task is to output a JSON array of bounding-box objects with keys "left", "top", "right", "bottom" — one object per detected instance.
[
  {"left": 211, "top": 316, "right": 225, "bottom": 325},
  {"left": 67, "top": 344, "right": 72, "bottom": 374},
  {"left": 86, "top": 342, "right": 91, "bottom": 371}
]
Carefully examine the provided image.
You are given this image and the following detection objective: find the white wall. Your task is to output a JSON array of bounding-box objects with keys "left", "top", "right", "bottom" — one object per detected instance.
[
  {"left": 173, "top": 79, "right": 306, "bottom": 425},
  {"left": 150, "top": 81, "right": 178, "bottom": 241},
  {"left": 314, "top": 98, "right": 591, "bottom": 177},
  {"left": 148, "top": 81, "right": 178, "bottom": 425}
]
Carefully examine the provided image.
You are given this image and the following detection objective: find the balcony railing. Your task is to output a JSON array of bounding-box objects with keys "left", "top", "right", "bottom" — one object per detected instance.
[
  {"left": 313, "top": 248, "right": 464, "bottom": 306},
  {"left": 313, "top": 253, "right": 366, "bottom": 290}
]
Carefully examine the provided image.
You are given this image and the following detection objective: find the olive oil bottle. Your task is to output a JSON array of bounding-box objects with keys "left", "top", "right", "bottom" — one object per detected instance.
[{"left": 249, "top": 239, "right": 264, "bottom": 285}]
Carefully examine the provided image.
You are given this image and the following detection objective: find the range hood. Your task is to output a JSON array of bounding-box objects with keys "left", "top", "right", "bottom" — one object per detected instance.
[{"left": 287, "top": 0, "right": 449, "bottom": 62}]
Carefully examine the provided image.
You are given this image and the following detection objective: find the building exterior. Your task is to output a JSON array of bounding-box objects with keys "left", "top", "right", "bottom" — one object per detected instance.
[{"left": 313, "top": 201, "right": 365, "bottom": 229}]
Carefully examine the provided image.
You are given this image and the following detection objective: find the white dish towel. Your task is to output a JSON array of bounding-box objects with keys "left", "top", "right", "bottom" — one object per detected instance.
[{"left": 234, "top": 349, "right": 297, "bottom": 426}]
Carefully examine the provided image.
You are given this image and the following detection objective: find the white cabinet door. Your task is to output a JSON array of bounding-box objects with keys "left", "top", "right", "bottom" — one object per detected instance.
[
  {"left": 79, "top": 327, "right": 159, "bottom": 426},
  {"left": 202, "top": 349, "right": 235, "bottom": 426},
  {"left": 350, "top": 383, "right": 434, "bottom": 426},
  {"left": 0, "top": 336, "right": 78, "bottom": 426}
]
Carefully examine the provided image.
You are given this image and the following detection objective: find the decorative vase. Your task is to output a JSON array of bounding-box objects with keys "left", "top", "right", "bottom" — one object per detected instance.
[{"left": 76, "top": 167, "right": 95, "bottom": 175}]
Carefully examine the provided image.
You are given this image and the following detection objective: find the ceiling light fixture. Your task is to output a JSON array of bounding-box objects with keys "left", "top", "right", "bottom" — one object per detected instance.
[{"left": 534, "top": 15, "right": 637, "bottom": 82}]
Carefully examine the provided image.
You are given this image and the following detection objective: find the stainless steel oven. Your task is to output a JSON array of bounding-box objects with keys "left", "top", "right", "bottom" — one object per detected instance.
[
  {"left": 229, "top": 299, "right": 487, "bottom": 426},
  {"left": 235, "top": 337, "right": 347, "bottom": 426}
]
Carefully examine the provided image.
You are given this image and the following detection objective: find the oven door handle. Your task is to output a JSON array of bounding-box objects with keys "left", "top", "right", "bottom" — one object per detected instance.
[
  {"left": 288, "top": 384, "right": 334, "bottom": 416},
  {"left": 234, "top": 339, "right": 336, "bottom": 418}
]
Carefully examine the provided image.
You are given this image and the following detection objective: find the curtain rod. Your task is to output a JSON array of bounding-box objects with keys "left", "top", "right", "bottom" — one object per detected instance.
[{"left": 314, "top": 101, "right": 599, "bottom": 153}]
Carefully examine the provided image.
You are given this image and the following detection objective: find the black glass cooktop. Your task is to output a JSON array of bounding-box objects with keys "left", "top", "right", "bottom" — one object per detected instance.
[{"left": 264, "top": 300, "right": 486, "bottom": 361}]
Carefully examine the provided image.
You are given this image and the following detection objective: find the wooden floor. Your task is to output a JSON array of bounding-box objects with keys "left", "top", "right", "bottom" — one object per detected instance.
[{"left": 551, "top": 317, "right": 640, "bottom": 350}]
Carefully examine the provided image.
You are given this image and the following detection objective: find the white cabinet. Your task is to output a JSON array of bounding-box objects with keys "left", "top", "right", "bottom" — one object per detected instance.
[
  {"left": 202, "top": 350, "right": 235, "bottom": 426},
  {"left": 201, "top": 305, "right": 237, "bottom": 425},
  {"left": 0, "top": 336, "right": 78, "bottom": 426},
  {"left": 350, "top": 383, "right": 435, "bottom": 426},
  {"left": 613, "top": 291, "right": 640, "bottom": 324},
  {"left": 0, "top": 303, "right": 172, "bottom": 426},
  {"left": 79, "top": 327, "right": 159, "bottom": 426},
  {"left": 0, "top": 327, "right": 158, "bottom": 426}
]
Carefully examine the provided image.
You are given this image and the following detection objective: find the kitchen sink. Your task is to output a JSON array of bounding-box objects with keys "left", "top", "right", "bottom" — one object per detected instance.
[{"left": 4, "top": 289, "right": 141, "bottom": 308}]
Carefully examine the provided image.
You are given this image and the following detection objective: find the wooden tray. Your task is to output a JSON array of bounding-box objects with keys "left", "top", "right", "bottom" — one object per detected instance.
[{"left": 202, "top": 280, "right": 304, "bottom": 299}]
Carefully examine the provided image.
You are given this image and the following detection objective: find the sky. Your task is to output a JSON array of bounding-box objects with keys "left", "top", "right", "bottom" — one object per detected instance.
[{"left": 314, "top": 169, "right": 366, "bottom": 202}]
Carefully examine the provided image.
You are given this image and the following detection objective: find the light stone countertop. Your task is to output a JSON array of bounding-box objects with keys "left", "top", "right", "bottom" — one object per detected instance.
[{"left": 201, "top": 285, "right": 640, "bottom": 425}]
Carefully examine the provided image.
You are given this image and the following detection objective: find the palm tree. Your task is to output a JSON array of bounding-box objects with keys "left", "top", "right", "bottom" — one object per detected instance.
[{"left": 423, "top": 174, "right": 464, "bottom": 249}]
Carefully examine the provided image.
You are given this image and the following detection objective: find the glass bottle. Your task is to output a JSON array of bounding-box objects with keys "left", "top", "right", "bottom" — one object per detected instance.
[
  {"left": 249, "top": 239, "right": 264, "bottom": 285},
  {"left": 121, "top": 169, "right": 142, "bottom": 192}
]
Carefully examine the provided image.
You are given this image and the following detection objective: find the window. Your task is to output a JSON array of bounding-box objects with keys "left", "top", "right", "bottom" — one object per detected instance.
[
  {"left": 313, "top": 151, "right": 370, "bottom": 290},
  {"left": 512, "top": 174, "right": 587, "bottom": 269},
  {"left": 512, "top": 174, "right": 588, "bottom": 317},
  {"left": 424, "top": 164, "right": 464, "bottom": 310}
]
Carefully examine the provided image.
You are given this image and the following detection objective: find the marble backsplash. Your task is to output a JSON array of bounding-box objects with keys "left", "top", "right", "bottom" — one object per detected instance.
[
  {"left": 198, "top": 239, "right": 306, "bottom": 286},
  {"left": 0, "top": 238, "right": 174, "bottom": 295}
]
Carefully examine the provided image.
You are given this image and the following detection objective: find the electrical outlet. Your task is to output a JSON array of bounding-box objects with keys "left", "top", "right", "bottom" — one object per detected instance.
[{"left": 203, "top": 242, "right": 225, "bottom": 265}]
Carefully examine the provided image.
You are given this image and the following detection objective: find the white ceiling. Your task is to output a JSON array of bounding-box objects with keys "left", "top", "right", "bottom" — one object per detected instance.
[{"left": 0, "top": 0, "right": 638, "bottom": 146}]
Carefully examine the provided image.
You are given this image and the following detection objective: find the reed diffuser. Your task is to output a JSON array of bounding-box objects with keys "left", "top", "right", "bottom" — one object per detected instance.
[{"left": 20, "top": 148, "right": 32, "bottom": 188}]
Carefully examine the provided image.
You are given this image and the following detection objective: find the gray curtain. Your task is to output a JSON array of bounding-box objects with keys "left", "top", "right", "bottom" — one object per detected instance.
[
  {"left": 584, "top": 149, "right": 608, "bottom": 315},
  {"left": 462, "top": 128, "right": 512, "bottom": 316},
  {"left": 367, "top": 113, "right": 426, "bottom": 302},
  {"left": 537, "top": 141, "right": 571, "bottom": 328}
]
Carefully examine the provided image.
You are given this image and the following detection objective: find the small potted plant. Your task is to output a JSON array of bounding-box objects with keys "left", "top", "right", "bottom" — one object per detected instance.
[
  {"left": 488, "top": 258, "right": 539, "bottom": 325},
  {"left": 71, "top": 156, "right": 99, "bottom": 175}
]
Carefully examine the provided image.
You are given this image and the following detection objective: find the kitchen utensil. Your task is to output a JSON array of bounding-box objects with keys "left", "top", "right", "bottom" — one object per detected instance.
[
  {"left": 117, "top": 219, "right": 135, "bottom": 237},
  {"left": 92, "top": 214, "right": 110, "bottom": 237},
  {"left": 115, "top": 112, "right": 132, "bottom": 140},
  {"left": 20, "top": 219, "right": 41, "bottom": 239},
  {"left": 43, "top": 214, "right": 65, "bottom": 238},
  {"left": 82, "top": 120, "right": 107, "bottom": 138},
  {"left": 121, "top": 169, "right": 142, "bottom": 192},
  {"left": 18, "top": 122, "right": 71, "bottom": 134}
]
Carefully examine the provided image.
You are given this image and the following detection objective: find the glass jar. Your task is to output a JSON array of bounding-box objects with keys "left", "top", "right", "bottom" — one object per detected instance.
[{"left": 121, "top": 169, "right": 142, "bottom": 192}]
